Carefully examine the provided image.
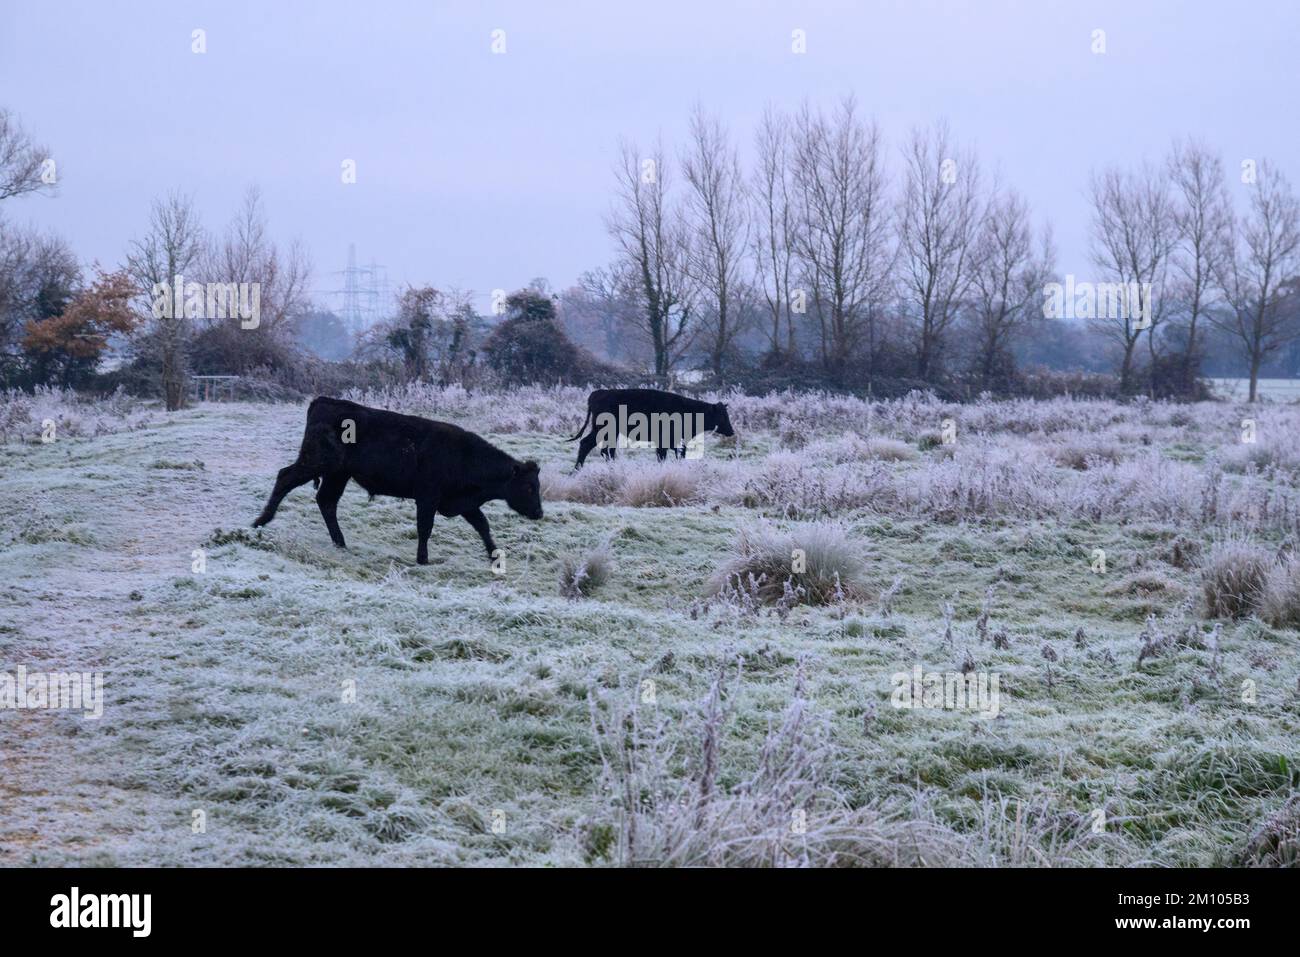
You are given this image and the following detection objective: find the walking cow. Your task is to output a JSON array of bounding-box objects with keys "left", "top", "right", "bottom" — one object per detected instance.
[
  {"left": 253, "top": 397, "right": 543, "bottom": 564},
  {"left": 567, "top": 388, "right": 735, "bottom": 468}
]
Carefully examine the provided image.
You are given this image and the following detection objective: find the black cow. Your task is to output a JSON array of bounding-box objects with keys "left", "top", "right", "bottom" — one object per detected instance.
[
  {"left": 567, "top": 388, "right": 735, "bottom": 468},
  {"left": 253, "top": 396, "right": 542, "bottom": 564}
]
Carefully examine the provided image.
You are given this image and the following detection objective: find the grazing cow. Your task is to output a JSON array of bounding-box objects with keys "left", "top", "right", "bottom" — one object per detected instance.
[
  {"left": 253, "top": 396, "right": 542, "bottom": 564},
  {"left": 567, "top": 388, "right": 735, "bottom": 469}
]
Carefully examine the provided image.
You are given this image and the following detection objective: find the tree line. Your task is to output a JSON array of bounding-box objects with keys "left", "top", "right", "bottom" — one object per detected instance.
[
  {"left": 0, "top": 106, "right": 314, "bottom": 408},
  {"left": 2, "top": 101, "right": 1298, "bottom": 406},
  {"left": 573, "top": 99, "right": 1300, "bottom": 401}
]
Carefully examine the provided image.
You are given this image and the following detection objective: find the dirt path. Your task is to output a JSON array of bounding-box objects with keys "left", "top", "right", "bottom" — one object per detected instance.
[{"left": 0, "top": 403, "right": 302, "bottom": 864}]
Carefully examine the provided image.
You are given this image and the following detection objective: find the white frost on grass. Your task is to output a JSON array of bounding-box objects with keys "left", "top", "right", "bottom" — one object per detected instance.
[{"left": 2, "top": 389, "right": 1299, "bottom": 866}]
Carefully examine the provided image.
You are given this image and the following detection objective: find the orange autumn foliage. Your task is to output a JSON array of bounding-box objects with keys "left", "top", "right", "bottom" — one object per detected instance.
[{"left": 24, "top": 268, "right": 139, "bottom": 361}]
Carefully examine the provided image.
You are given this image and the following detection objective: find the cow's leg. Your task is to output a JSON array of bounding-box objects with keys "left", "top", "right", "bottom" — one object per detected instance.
[
  {"left": 462, "top": 507, "right": 496, "bottom": 560},
  {"left": 316, "top": 472, "right": 350, "bottom": 548},
  {"left": 656, "top": 446, "right": 668, "bottom": 462},
  {"left": 602, "top": 445, "right": 617, "bottom": 462},
  {"left": 575, "top": 432, "right": 599, "bottom": 470},
  {"left": 253, "top": 462, "right": 317, "bottom": 527},
  {"left": 255, "top": 423, "right": 346, "bottom": 528},
  {"left": 675, "top": 446, "right": 687, "bottom": 459},
  {"left": 415, "top": 497, "right": 436, "bottom": 565}
]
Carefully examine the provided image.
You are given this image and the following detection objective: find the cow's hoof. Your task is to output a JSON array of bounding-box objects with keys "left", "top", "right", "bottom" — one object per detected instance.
[
  {"left": 252, "top": 515, "right": 268, "bottom": 528},
  {"left": 416, "top": 556, "right": 429, "bottom": 566}
]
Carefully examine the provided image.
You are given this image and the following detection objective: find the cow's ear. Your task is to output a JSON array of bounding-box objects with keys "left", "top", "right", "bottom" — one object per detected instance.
[{"left": 524, "top": 460, "right": 540, "bottom": 474}]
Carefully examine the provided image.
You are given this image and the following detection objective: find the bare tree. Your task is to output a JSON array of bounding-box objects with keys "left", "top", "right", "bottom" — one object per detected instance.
[
  {"left": 1167, "top": 139, "right": 1231, "bottom": 391},
  {"left": 0, "top": 227, "right": 79, "bottom": 350},
  {"left": 1087, "top": 163, "right": 1179, "bottom": 394},
  {"left": 607, "top": 139, "right": 694, "bottom": 375},
  {"left": 0, "top": 108, "right": 53, "bottom": 203},
  {"left": 1211, "top": 162, "right": 1300, "bottom": 402},
  {"left": 898, "top": 120, "right": 984, "bottom": 381},
  {"left": 681, "top": 106, "right": 750, "bottom": 376},
  {"left": 789, "top": 97, "right": 892, "bottom": 375},
  {"left": 126, "top": 192, "right": 206, "bottom": 410},
  {"left": 567, "top": 264, "right": 637, "bottom": 363},
  {"left": 0, "top": 225, "right": 33, "bottom": 349},
  {"left": 969, "top": 187, "right": 1054, "bottom": 390},
  {"left": 751, "top": 105, "right": 797, "bottom": 357},
  {"left": 208, "top": 186, "right": 311, "bottom": 338},
  {"left": 0, "top": 109, "right": 66, "bottom": 365}
]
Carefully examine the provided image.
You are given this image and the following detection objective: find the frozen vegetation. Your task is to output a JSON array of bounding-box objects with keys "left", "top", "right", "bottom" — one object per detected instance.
[{"left": 2, "top": 384, "right": 1299, "bottom": 866}]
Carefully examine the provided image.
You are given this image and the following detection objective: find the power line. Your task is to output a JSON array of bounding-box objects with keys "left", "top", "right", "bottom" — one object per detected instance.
[{"left": 324, "top": 243, "right": 390, "bottom": 336}]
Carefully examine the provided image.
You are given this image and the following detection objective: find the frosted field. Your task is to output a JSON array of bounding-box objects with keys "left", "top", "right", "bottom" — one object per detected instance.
[
  {"left": 2, "top": 385, "right": 1299, "bottom": 867},
  {"left": 1209, "top": 378, "right": 1300, "bottom": 403}
]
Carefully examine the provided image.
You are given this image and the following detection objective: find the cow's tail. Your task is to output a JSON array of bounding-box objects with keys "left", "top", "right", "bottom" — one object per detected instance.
[{"left": 566, "top": 407, "right": 594, "bottom": 442}]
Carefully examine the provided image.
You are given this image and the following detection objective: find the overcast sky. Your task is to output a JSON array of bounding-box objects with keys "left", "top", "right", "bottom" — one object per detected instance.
[{"left": 2, "top": 0, "right": 1297, "bottom": 316}]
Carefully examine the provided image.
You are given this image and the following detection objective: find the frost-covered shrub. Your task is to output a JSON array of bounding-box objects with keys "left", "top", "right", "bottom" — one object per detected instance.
[
  {"left": 540, "top": 460, "right": 637, "bottom": 504},
  {"left": 543, "top": 456, "right": 714, "bottom": 510},
  {"left": 1223, "top": 439, "right": 1300, "bottom": 475},
  {"left": 1259, "top": 557, "right": 1300, "bottom": 629},
  {"left": 916, "top": 429, "right": 943, "bottom": 451},
  {"left": 1232, "top": 797, "right": 1300, "bottom": 867},
  {"left": 586, "top": 671, "right": 1106, "bottom": 867},
  {"left": 541, "top": 462, "right": 625, "bottom": 506},
  {"left": 801, "top": 434, "right": 916, "bottom": 465},
  {"left": 1104, "top": 570, "right": 1180, "bottom": 598},
  {"left": 559, "top": 542, "right": 613, "bottom": 598},
  {"left": 587, "top": 670, "right": 901, "bottom": 866},
  {"left": 905, "top": 446, "right": 1056, "bottom": 521},
  {"left": 0, "top": 386, "right": 157, "bottom": 443},
  {"left": 0, "top": 391, "right": 34, "bottom": 442},
  {"left": 621, "top": 464, "right": 704, "bottom": 507},
  {"left": 710, "top": 522, "right": 864, "bottom": 606},
  {"left": 1200, "top": 538, "right": 1272, "bottom": 619},
  {"left": 802, "top": 434, "right": 868, "bottom": 463},
  {"left": 1048, "top": 435, "right": 1123, "bottom": 470},
  {"left": 735, "top": 454, "right": 892, "bottom": 517},
  {"left": 1135, "top": 614, "right": 1208, "bottom": 667},
  {"left": 1161, "top": 534, "right": 1202, "bottom": 569},
  {"left": 778, "top": 423, "right": 809, "bottom": 450},
  {"left": 867, "top": 437, "right": 918, "bottom": 462}
]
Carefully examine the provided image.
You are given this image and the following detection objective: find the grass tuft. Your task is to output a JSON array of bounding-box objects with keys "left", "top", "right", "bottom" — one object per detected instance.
[
  {"left": 559, "top": 541, "right": 614, "bottom": 599},
  {"left": 1259, "top": 557, "right": 1300, "bottom": 629},
  {"left": 710, "top": 521, "right": 865, "bottom": 607},
  {"left": 1200, "top": 537, "right": 1272, "bottom": 619}
]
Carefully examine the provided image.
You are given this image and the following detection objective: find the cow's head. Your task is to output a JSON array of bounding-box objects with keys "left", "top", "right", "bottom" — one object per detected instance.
[
  {"left": 708, "top": 402, "right": 735, "bottom": 437},
  {"left": 505, "top": 460, "right": 544, "bottom": 520}
]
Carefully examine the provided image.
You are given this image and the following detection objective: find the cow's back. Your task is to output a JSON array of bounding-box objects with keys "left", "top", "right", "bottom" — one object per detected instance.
[
  {"left": 591, "top": 388, "right": 708, "bottom": 416},
  {"left": 306, "top": 396, "right": 433, "bottom": 435},
  {"left": 304, "top": 397, "right": 456, "bottom": 498},
  {"left": 303, "top": 396, "right": 514, "bottom": 499}
]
